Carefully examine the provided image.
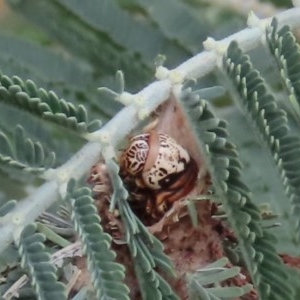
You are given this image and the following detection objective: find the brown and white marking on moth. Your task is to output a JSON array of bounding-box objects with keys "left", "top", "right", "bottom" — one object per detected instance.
[{"left": 120, "top": 131, "right": 199, "bottom": 217}]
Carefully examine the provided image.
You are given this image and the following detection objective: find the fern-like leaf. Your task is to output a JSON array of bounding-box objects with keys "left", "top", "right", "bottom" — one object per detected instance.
[
  {"left": 266, "top": 18, "right": 300, "bottom": 122},
  {"left": 187, "top": 258, "right": 252, "bottom": 300},
  {"left": 105, "top": 157, "right": 179, "bottom": 300},
  {"left": 18, "top": 223, "right": 67, "bottom": 300},
  {"left": 66, "top": 179, "right": 130, "bottom": 300},
  {"left": 224, "top": 40, "right": 300, "bottom": 240},
  {"left": 0, "top": 73, "right": 101, "bottom": 134},
  {"left": 0, "top": 33, "right": 122, "bottom": 122},
  {"left": 0, "top": 125, "right": 55, "bottom": 173},
  {"left": 0, "top": 200, "right": 16, "bottom": 217},
  {"left": 181, "top": 93, "right": 294, "bottom": 299}
]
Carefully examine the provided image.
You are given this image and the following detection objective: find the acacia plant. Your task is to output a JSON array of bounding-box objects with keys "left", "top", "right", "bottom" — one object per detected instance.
[{"left": 1, "top": 1, "right": 300, "bottom": 300}]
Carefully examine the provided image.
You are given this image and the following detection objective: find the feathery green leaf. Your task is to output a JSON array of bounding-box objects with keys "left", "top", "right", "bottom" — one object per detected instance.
[
  {"left": 58, "top": 0, "right": 189, "bottom": 67},
  {"left": 266, "top": 18, "right": 300, "bottom": 123},
  {"left": 0, "top": 200, "right": 17, "bottom": 217},
  {"left": 0, "top": 125, "right": 55, "bottom": 173},
  {"left": 66, "top": 179, "right": 130, "bottom": 300},
  {"left": 18, "top": 223, "right": 67, "bottom": 300},
  {"left": 224, "top": 40, "right": 300, "bottom": 242},
  {"left": 181, "top": 91, "right": 294, "bottom": 299},
  {"left": 187, "top": 258, "right": 252, "bottom": 300},
  {"left": 105, "top": 157, "right": 179, "bottom": 300},
  {"left": 0, "top": 71, "right": 101, "bottom": 134}
]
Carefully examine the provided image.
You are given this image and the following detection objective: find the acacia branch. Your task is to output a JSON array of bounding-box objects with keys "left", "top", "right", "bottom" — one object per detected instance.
[{"left": 0, "top": 8, "right": 300, "bottom": 253}]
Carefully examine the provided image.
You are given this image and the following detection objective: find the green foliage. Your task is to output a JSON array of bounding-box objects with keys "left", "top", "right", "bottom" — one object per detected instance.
[
  {"left": 0, "top": 33, "right": 92, "bottom": 88},
  {"left": 0, "top": 33, "right": 121, "bottom": 122},
  {"left": 18, "top": 223, "right": 67, "bottom": 300},
  {"left": 7, "top": 0, "right": 154, "bottom": 91},
  {"left": 187, "top": 258, "right": 252, "bottom": 299},
  {"left": 182, "top": 93, "right": 294, "bottom": 299},
  {"left": 0, "top": 72, "right": 101, "bottom": 134},
  {"left": 104, "top": 158, "right": 179, "bottom": 300},
  {"left": 0, "top": 200, "right": 16, "bottom": 217},
  {"left": 1, "top": 1, "right": 300, "bottom": 299},
  {"left": 0, "top": 243, "right": 19, "bottom": 276},
  {"left": 66, "top": 179, "right": 130, "bottom": 300},
  {"left": 0, "top": 124, "right": 55, "bottom": 173},
  {"left": 266, "top": 18, "right": 300, "bottom": 123},
  {"left": 58, "top": 0, "right": 189, "bottom": 66},
  {"left": 224, "top": 40, "right": 300, "bottom": 239}
]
